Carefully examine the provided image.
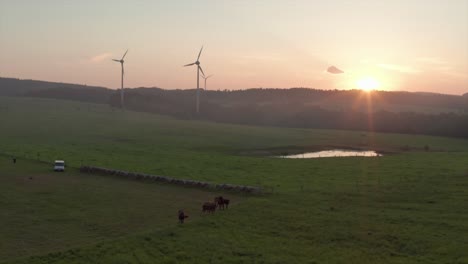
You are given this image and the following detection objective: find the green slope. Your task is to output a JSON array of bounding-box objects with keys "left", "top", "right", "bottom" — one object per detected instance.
[{"left": 1, "top": 96, "right": 468, "bottom": 263}]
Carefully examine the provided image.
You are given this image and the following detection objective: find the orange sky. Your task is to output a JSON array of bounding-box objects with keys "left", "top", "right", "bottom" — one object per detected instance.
[{"left": 0, "top": 1, "right": 467, "bottom": 95}]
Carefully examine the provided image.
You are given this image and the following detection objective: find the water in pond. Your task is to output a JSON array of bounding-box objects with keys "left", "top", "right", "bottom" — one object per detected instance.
[{"left": 279, "top": 150, "right": 381, "bottom": 158}]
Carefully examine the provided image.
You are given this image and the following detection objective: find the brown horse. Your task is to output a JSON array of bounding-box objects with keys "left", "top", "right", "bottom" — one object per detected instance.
[
  {"left": 214, "top": 196, "right": 230, "bottom": 210},
  {"left": 178, "top": 210, "right": 189, "bottom": 223},
  {"left": 202, "top": 202, "right": 216, "bottom": 213}
]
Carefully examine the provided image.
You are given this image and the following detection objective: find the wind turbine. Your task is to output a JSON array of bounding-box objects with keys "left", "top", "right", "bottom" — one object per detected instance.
[
  {"left": 202, "top": 74, "right": 213, "bottom": 90},
  {"left": 183, "top": 46, "right": 205, "bottom": 114},
  {"left": 112, "top": 49, "right": 128, "bottom": 108}
]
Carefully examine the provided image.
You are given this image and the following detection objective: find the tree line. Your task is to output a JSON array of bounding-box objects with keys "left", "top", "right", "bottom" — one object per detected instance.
[
  {"left": 2, "top": 77, "right": 467, "bottom": 138},
  {"left": 110, "top": 88, "right": 468, "bottom": 139}
]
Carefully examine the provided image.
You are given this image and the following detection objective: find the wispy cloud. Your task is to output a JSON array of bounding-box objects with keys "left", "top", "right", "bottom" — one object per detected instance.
[
  {"left": 239, "top": 53, "right": 284, "bottom": 62},
  {"left": 415, "top": 57, "right": 466, "bottom": 77},
  {"left": 377, "top": 63, "right": 421, "bottom": 74},
  {"left": 415, "top": 57, "right": 447, "bottom": 65},
  {"left": 90, "top": 52, "right": 113, "bottom": 63}
]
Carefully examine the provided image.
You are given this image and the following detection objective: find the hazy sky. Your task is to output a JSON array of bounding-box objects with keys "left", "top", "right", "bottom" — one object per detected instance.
[{"left": 1, "top": 0, "right": 467, "bottom": 94}]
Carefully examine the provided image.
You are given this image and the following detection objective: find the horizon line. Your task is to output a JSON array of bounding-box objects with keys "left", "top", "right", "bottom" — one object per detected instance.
[{"left": 0, "top": 76, "right": 466, "bottom": 97}]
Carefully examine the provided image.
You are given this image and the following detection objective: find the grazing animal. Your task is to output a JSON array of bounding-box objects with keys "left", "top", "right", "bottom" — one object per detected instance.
[
  {"left": 214, "top": 196, "right": 230, "bottom": 210},
  {"left": 223, "top": 198, "right": 230, "bottom": 209},
  {"left": 178, "top": 210, "right": 188, "bottom": 224},
  {"left": 202, "top": 202, "right": 216, "bottom": 213}
]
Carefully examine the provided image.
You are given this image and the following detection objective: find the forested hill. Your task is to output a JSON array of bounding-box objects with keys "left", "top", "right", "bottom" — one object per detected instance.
[
  {"left": 2, "top": 77, "right": 467, "bottom": 138},
  {"left": 108, "top": 88, "right": 468, "bottom": 138},
  {"left": 2, "top": 77, "right": 466, "bottom": 111},
  {"left": 0, "top": 77, "right": 112, "bottom": 103},
  {"left": 2, "top": 77, "right": 465, "bottom": 112},
  {"left": 124, "top": 87, "right": 467, "bottom": 113}
]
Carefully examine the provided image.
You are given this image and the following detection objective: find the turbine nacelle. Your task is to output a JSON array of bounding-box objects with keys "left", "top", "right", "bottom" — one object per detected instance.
[
  {"left": 183, "top": 46, "right": 203, "bottom": 68},
  {"left": 202, "top": 74, "right": 213, "bottom": 80},
  {"left": 112, "top": 49, "right": 128, "bottom": 64}
]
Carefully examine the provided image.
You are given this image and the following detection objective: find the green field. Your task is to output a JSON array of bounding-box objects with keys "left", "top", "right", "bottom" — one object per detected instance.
[{"left": 1, "top": 96, "right": 468, "bottom": 263}]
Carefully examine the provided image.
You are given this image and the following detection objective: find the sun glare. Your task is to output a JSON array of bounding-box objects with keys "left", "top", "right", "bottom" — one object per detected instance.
[{"left": 356, "top": 77, "right": 380, "bottom": 92}]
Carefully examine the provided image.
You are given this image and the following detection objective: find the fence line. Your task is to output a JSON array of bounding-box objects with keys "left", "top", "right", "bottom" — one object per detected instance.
[{"left": 80, "top": 166, "right": 262, "bottom": 194}]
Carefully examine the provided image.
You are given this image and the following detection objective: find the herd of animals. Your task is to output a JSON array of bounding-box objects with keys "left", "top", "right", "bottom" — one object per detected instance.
[
  {"left": 203, "top": 196, "right": 230, "bottom": 213},
  {"left": 178, "top": 196, "right": 230, "bottom": 223}
]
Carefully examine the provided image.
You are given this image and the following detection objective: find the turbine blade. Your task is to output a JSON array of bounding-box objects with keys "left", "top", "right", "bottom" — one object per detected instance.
[
  {"left": 207, "top": 75, "right": 213, "bottom": 79},
  {"left": 184, "top": 62, "right": 196, "bottom": 67},
  {"left": 197, "top": 46, "right": 203, "bottom": 61},
  {"left": 112, "top": 59, "right": 120, "bottom": 62},
  {"left": 198, "top": 65, "right": 205, "bottom": 77},
  {"left": 121, "top": 49, "right": 129, "bottom": 60}
]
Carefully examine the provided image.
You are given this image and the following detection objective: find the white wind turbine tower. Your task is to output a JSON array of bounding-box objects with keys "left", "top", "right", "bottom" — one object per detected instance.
[
  {"left": 183, "top": 46, "right": 205, "bottom": 114},
  {"left": 202, "top": 74, "right": 213, "bottom": 91},
  {"left": 112, "top": 49, "right": 128, "bottom": 108}
]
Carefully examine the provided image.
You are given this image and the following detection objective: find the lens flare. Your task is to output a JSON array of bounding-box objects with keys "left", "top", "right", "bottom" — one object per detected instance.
[{"left": 356, "top": 77, "right": 380, "bottom": 91}]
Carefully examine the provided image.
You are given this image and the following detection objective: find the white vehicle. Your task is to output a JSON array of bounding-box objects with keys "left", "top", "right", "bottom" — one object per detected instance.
[{"left": 54, "top": 160, "right": 65, "bottom": 172}]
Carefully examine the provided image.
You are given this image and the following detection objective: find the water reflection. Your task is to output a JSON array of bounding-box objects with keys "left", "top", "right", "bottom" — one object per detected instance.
[{"left": 279, "top": 150, "right": 381, "bottom": 158}]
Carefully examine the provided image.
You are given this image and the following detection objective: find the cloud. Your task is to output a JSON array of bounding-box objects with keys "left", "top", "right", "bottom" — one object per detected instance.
[
  {"left": 90, "top": 53, "right": 113, "bottom": 63},
  {"left": 327, "top": 66, "right": 344, "bottom": 74},
  {"left": 414, "top": 57, "right": 467, "bottom": 78},
  {"left": 415, "top": 57, "right": 447, "bottom": 65},
  {"left": 239, "top": 54, "right": 283, "bottom": 62},
  {"left": 377, "top": 63, "right": 421, "bottom": 74}
]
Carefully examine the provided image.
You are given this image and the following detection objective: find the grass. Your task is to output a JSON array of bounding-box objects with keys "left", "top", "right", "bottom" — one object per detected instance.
[
  {"left": 1, "top": 96, "right": 468, "bottom": 263},
  {"left": 0, "top": 156, "right": 243, "bottom": 262}
]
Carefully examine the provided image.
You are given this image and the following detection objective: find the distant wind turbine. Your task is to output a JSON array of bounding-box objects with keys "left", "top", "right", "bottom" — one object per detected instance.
[
  {"left": 112, "top": 49, "right": 128, "bottom": 108},
  {"left": 184, "top": 46, "right": 205, "bottom": 114},
  {"left": 202, "top": 74, "right": 213, "bottom": 91}
]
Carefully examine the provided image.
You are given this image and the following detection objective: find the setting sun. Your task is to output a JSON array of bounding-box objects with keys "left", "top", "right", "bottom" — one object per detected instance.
[{"left": 356, "top": 77, "right": 380, "bottom": 91}]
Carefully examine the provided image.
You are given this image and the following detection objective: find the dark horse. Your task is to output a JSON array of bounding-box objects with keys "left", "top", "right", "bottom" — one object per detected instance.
[
  {"left": 214, "top": 196, "right": 230, "bottom": 210},
  {"left": 178, "top": 210, "right": 188, "bottom": 223},
  {"left": 202, "top": 202, "right": 216, "bottom": 213}
]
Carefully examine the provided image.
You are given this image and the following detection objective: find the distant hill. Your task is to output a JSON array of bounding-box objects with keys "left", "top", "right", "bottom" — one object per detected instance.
[
  {"left": 116, "top": 87, "right": 468, "bottom": 115},
  {"left": 0, "top": 77, "right": 113, "bottom": 103},
  {"left": 107, "top": 87, "right": 468, "bottom": 138},
  {"left": 25, "top": 86, "right": 113, "bottom": 104},
  {"left": 2, "top": 77, "right": 467, "bottom": 138},
  {"left": 2, "top": 77, "right": 465, "bottom": 112}
]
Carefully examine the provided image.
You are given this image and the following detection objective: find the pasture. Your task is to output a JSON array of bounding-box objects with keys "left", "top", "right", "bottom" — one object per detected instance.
[
  {"left": 1, "top": 96, "right": 468, "bottom": 263},
  {"left": 0, "top": 155, "right": 242, "bottom": 262}
]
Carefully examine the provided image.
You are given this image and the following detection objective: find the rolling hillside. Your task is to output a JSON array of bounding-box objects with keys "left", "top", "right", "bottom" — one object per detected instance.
[
  {"left": 1, "top": 97, "right": 468, "bottom": 263},
  {"left": 2, "top": 77, "right": 467, "bottom": 138},
  {"left": 0, "top": 77, "right": 112, "bottom": 103}
]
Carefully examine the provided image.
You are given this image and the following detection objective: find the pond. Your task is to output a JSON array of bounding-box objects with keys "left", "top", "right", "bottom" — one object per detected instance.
[{"left": 278, "top": 149, "right": 381, "bottom": 159}]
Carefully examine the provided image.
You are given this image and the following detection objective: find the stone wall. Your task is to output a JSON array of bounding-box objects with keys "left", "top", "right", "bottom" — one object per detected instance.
[{"left": 79, "top": 166, "right": 262, "bottom": 194}]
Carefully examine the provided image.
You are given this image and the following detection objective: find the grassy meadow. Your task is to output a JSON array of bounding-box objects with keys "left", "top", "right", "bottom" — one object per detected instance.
[{"left": 1, "top": 96, "right": 468, "bottom": 263}]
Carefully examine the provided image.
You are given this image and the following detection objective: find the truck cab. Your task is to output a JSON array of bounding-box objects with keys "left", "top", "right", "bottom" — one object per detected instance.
[{"left": 54, "top": 160, "right": 65, "bottom": 172}]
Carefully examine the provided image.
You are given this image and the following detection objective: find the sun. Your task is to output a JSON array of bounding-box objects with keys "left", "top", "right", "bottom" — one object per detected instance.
[{"left": 356, "top": 77, "right": 380, "bottom": 92}]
